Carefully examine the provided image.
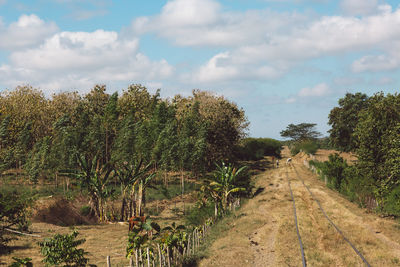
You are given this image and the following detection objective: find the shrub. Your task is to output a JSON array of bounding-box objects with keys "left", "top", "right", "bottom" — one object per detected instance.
[
  {"left": 38, "top": 230, "right": 93, "bottom": 267},
  {"left": 323, "top": 154, "right": 348, "bottom": 190},
  {"left": 0, "top": 190, "right": 31, "bottom": 250},
  {"left": 185, "top": 203, "right": 215, "bottom": 227},
  {"left": 383, "top": 186, "right": 400, "bottom": 216}
]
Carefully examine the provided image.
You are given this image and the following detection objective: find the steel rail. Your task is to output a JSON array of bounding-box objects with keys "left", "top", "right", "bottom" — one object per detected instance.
[
  {"left": 291, "top": 164, "right": 371, "bottom": 267},
  {"left": 286, "top": 168, "right": 307, "bottom": 267}
]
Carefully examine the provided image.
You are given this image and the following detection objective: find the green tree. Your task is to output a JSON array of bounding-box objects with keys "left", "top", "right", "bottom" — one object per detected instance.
[
  {"left": 354, "top": 93, "right": 400, "bottom": 209},
  {"left": 280, "top": 123, "right": 321, "bottom": 142},
  {"left": 328, "top": 92, "right": 369, "bottom": 152}
]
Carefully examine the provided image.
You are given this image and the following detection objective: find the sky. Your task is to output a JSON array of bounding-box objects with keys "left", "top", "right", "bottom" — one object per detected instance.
[{"left": 1, "top": 0, "right": 400, "bottom": 139}]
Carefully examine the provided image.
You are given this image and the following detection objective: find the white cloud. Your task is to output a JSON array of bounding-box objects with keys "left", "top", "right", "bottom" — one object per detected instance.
[
  {"left": 298, "top": 83, "right": 331, "bottom": 97},
  {"left": 129, "top": 0, "right": 400, "bottom": 84},
  {"left": 0, "top": 22, "right": 174, "bottom": 93},
  {"left": 132, "top": 0, "right": 308, "bottom": 47},
  {"left": 0, "top": 14, "right": 58, "bottom": 50},
  {"left": 340, "top": 0, "right": 379, "bottom": 16},
  {"left": 352, "top": 54, "right": 400, "bottom": 72}
]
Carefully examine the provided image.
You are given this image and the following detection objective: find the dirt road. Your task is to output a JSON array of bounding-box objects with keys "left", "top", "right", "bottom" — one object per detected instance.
[{"left": 199, "top": 148, "right": 400, "bottom": 266}]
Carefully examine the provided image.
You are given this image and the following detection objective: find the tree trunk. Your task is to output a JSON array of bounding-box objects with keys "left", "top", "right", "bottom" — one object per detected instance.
[{"left": 181, "top": 170, "right": 185, "bottom": 215}]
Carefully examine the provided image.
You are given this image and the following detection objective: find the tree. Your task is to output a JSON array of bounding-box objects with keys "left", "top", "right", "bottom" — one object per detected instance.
[
  {"left": 354, "top": 92, "right": 400, "bottom": 208},
  {"left": 328, "top": 92, "right": 369, "bottom": 152},
  {"left": 280, "top": 123, "right": 321, "bottom": 141}
]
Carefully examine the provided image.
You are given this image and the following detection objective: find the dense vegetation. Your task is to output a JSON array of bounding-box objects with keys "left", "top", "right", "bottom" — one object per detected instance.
[
  {"left": 324, "top": 92, "right": 400, "bottom": 216},
  {"left": 0, "top": 84, "right": 248, "bottom": 224},
  {"left": 234, "top": 137, "right": 282, "bottom": 160}
]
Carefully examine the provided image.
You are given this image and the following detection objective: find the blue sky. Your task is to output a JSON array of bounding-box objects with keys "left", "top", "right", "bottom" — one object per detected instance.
[{"left": 1, "top": 0, "right": 400, "bottom": 139}]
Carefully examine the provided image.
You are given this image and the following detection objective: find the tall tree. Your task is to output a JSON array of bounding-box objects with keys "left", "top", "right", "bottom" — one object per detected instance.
[
  {"left": 280, "top": 123, "right": 321, "bottom": 141},
  {"left": 354, "top": 93, "right": 400, "bottom": 207},
  {"left": 328, "top": 92, "right": 369, "bottom": 152}
]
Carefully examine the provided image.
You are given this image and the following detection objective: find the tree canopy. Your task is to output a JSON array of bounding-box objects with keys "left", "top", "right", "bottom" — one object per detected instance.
[
  {"left": 328, "top": 92, "right": 369, "bottom": 152},
  {"left": 280, "top": 123, "right": 321, "bottom": 141}
]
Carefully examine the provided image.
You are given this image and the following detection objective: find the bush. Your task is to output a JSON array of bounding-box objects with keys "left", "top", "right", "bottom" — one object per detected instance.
[
  {"left": 323, "top": 154, "right": 348, "bottom": 190},
  {"left": 38, "top": 230, "right": 93, "bottom": 267},
  {"left": 383, "top": 186, "right": 400, "bottom": 216},
  {"left": 0, "top": 190, "right": 31, "bottom": 250},
  {"left": 185, "top": 203, "right": 215, "bottom": 227}
]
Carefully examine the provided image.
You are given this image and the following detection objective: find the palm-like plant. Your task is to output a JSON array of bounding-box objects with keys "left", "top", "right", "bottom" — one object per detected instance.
[
  {"left": 209, "top": 162, "right": 247, "bottom": 214},
  {"left": 65, "top": 154, "right": 114, "bottom": 222},
  {"left": 114, "top": 159, "right": 151, "bottom": 220}
]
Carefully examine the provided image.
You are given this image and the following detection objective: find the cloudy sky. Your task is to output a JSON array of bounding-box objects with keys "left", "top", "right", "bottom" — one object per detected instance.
[{"left": 1, "top": 0, "right": 400, "bottom": 139}]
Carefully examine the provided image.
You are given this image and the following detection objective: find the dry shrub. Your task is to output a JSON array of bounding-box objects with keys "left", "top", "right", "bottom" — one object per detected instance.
[{"left": 33, "top": 197, "right": 94, "bottom": 226}]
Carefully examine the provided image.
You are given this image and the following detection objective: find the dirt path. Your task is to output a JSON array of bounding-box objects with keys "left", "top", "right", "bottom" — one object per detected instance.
[{"left": 199, "top": 148, "right": 400, "bottom": 266}]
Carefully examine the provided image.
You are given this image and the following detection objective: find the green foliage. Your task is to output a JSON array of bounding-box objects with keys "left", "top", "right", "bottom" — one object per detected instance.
[
  {"left": 185, "top": 202, "right": 215, "bottom": 227},
  {"left": 200, "top": 162, "right": 248, "bottom": 217},
  {"left": 0, "top": 190, "right": 30, "bottom": 250},
  {"left": 126, "top": 216, "right": 161, "bottom": 257},
  {"left": 234, "top": 138, "right": 282, "bottom": 160},
  {"left": 39, "top": 230, "right": 93, "bottom": 267},
  {"left": 290, "top": 140, "right": 318, "bottom": 156},
  {"left": 328, "top": 92, "right": 369, "bottom": 152},
  {"left": 354, "top": 93, "right": 400, "bottom": 208},
  {"left": 323, "top": 154, "right": 348, "bottom": 190},
  {"left": 383, "top": 186, "right": 400, "bottom": 216},
  {"left": 280, "top": 123, "right": 321, "bottom": 142},
  {"left": 9, "top": 257, "right": 33, "bottom": 267}
]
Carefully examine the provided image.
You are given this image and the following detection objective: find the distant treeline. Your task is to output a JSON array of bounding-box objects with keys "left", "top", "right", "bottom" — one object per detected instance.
[
  {"left": 0, "top": 84, "right": 248, "bottom": 182},
  {"left": 234, "top": 137, "right": 282, "bottom": 161}
]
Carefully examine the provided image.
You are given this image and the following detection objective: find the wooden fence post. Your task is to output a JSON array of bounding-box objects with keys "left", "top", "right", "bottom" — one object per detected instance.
[
  {"left": 147, "top": 247, "right": 151, "bottom": 267},
  {"left": 129, "top": 256, "right": 133, "bottom": 267},
  {"left": 167, "top": 246, "right": 171, "bottom": 267},
  {"left": 106, "top": 256, "right": 111, "bottom": 267},
  {"left": 157, "top": 243, "right": 162, "bottom": 267},
  {"left": 135, "top": 249, "right": 139, "bottom": 267}
]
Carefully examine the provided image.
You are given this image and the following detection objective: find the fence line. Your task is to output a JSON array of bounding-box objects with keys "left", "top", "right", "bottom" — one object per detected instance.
[{"left": 105, "top": 216, "right": 216, "bottom": 267}]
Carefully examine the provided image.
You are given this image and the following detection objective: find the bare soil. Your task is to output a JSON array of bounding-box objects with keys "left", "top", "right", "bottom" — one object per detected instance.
[{"left": 199, "top": 147, "right": 400, "bottom": 266}]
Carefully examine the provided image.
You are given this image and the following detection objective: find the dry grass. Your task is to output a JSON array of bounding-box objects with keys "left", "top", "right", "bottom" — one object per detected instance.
[{"left": 198, "top": 149, "right": 400, "bottom": 267}]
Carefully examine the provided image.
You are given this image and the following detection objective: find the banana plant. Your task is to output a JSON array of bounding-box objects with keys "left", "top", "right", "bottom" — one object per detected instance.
[
  {"left": 114, "top": 158, "right": 151, "bottom": 220},
  {"left": 210, "top": 161, "right": 247, "bottom": 212},
  {"left": 160, "top": 222, "right": 187, "bottom": 257},
  {"left": 63, "top": 154, "right": 114, "bottom": 222},
  {"left": 126, "top": 216, "right": 161, "bottom": 258}
]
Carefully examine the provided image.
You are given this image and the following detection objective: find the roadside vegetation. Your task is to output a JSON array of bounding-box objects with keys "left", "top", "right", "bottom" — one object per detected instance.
[
  {"left": 0, "top": 84, "right": 282, "bottom": 265},
  {"left": 306, "top": 92, "right": 400, "bottom": 217}
]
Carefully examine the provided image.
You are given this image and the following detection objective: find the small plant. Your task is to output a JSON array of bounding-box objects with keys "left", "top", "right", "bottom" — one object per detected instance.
[
  {"left": 9, "top": 257, "right": 33, "bottom": 267},
  {"left": 38, "top": 230, "right": 94, "bottom": 266}
]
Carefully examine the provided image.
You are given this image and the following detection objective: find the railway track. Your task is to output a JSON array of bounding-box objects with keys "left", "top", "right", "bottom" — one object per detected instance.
[{"left": 286, "top": 163, "right": 371, "bottom": 267}]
